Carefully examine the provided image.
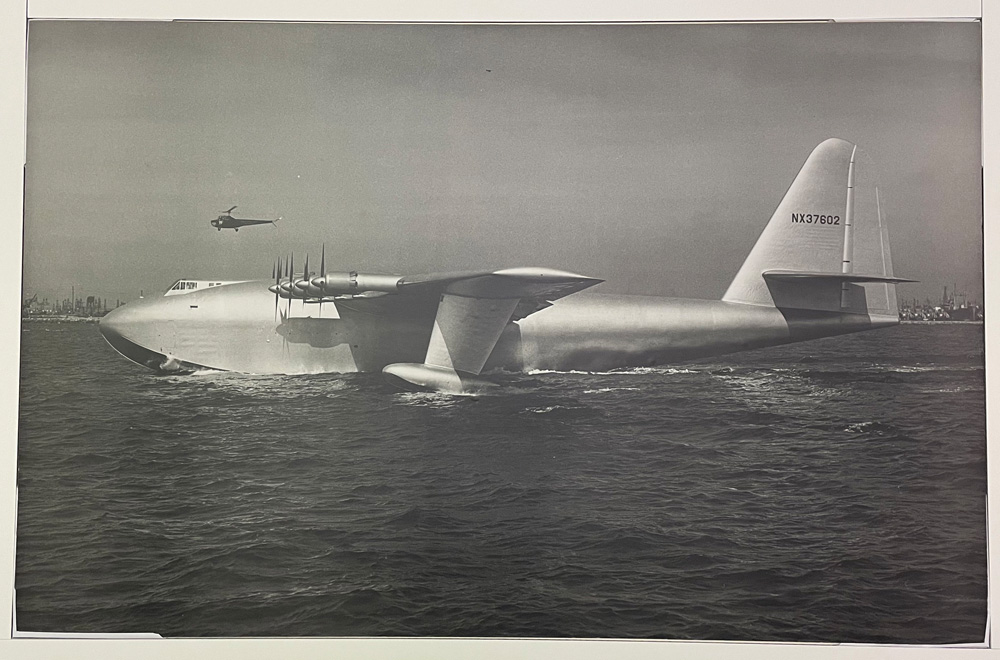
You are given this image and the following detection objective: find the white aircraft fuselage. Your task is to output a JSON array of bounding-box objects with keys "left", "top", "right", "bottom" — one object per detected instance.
[{"left": 98, "top": 279, "right": 897, "bottom": 376}]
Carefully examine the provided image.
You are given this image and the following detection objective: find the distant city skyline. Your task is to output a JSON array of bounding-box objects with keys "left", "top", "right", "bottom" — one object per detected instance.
[{"left": 22, "top": 21, "right": 982, "bottom": 306}]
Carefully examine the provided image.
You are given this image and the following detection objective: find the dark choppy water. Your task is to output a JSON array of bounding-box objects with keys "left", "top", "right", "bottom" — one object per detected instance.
[{"left": 15, "top": 321, "right": 986, "bottom": 643}]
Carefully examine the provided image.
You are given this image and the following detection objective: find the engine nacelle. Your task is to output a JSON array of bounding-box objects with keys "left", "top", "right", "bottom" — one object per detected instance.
[{"left": 311, "top": 272, "right": 402, "bottom": 296}]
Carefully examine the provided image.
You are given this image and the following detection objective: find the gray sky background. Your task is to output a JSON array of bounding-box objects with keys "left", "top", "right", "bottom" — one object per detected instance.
[{"left": 23, "top": 21, "right": 982, "bottom": 306}]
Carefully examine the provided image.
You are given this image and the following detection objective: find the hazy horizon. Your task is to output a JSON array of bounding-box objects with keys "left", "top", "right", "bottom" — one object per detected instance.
[{"left": 23, "top": 21, "right": 982, "bottom": 307}]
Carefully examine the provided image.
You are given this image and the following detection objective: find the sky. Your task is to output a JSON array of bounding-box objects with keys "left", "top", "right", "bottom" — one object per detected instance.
[{"left": 22, "top": 21, "right": 982, "bottom": 306}]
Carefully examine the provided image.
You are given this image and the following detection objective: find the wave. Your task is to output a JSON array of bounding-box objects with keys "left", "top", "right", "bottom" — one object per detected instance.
[
  {"left": 869, "top": 364, "right": 983, "bottom": 373},
  {"left": 527, "top": 367, "right": 700, "bottom": 376},
  {"left": 583, "top": 387, "right": 642, "bottom": 394}
]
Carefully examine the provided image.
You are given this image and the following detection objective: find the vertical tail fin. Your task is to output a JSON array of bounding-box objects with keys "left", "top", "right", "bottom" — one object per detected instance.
[{"left": 723, "top": 138, "right": 906, "bottom": 320}]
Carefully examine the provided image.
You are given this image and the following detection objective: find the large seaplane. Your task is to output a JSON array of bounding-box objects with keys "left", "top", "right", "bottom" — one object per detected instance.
[{"left": 101, "top": 138, "right": 912, "bottom": 393}]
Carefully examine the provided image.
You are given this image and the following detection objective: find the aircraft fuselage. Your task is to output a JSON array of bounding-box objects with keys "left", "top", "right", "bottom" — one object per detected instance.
[
  {"left": 99, "top": 280, "right": 897, "bottom": 375},
  {"left": 211, "top": 217, "right": 275, "bottom": 231}
]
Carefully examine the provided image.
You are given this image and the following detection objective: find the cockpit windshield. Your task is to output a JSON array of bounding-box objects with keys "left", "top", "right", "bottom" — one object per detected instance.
[{"left": 164, "top": 280, "right": 248, "bottom": 296}]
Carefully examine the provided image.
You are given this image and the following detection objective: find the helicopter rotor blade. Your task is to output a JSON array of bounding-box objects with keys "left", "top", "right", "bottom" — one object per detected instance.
[{"left": 225, "top": 205, "right": 237, "bottom": 214}]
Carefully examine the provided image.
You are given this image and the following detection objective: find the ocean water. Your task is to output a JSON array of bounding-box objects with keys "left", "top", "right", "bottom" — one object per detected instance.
[{"left": 15, "top": 321, "right": 987, "bottom": 643}]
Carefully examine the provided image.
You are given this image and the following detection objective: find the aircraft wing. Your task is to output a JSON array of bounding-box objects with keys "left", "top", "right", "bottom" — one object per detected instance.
[
  {"left": 399, "top": 267, "right": 602, "bottom": 300},
  {"left": 374, "top": 267, "right": 602, "bottom": 392},
  {"left": 277, "top": 265, "right": 601, "bottom": 391},
  {"left": 331, "top": 267, "right": 601, "bottom": 311},
  {"left": 412, "top": 267, "right": 601, "bottom": 369}
]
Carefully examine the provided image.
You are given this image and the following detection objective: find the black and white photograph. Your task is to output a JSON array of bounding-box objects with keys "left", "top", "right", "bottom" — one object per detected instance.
[{"left": 13, "top": 15, "right": 986, "bottom": 646}]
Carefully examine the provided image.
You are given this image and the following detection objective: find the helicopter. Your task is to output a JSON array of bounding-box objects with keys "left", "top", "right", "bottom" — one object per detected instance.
[{"left": 211, "top": 206, "right": 281, "bottom": 231}]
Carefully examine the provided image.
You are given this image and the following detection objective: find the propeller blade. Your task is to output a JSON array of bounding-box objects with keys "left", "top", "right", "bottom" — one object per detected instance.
[
  {"left": 278, "top": 307, "right": 289, "bottom": 354},
  {"left": 287, "top": 253, "right": 294, "bottom": 318},
  {"left": 302, "top": 253, "right": 311, "bottom": 309},
  {"left": 273, "top": 256, "right": 281, "bottom": 322},
  {"left": 278, "top": 309, "right": 288, "bottom": 353},
  {"left": 319, "top": 243, "right": 325, "bottom": 318}
]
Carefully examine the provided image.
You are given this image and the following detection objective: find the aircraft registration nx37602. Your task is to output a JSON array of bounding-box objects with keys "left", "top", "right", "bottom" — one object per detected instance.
[{"left": 101, "top": 138, "right": 913, "bottom": 393}]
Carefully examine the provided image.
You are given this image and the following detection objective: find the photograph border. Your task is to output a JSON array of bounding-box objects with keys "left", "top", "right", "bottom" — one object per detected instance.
[{"left": 1, "top": 0, "right": 992, "bottom": 658}]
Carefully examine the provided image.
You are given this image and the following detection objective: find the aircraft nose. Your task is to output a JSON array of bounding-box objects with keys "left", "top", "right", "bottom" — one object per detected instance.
[
  {"left": 99, "top": 301, "right": 167, "bottom": 368},
  {"left": 99, "top": 304, "right": 135, "bottom": 342},
  {"left": 99, "top": 306, "right": 120, "bottom": 336}
]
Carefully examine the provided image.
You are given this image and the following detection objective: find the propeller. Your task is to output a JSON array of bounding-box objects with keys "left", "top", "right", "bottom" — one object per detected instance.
[
  {"left": 271, "top": 249, "right": 336, "bottom": 322},
  {"left": 270, "top": 256, "right": 290, "bottom": 354},
  {"left": 224, "top": 205, "right": 237, "bottom": 215}
]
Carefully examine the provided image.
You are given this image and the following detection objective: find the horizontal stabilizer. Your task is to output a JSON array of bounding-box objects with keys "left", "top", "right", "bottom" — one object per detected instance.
[{"left": 763, "top": 270, "right": 916, "bottom": 284}]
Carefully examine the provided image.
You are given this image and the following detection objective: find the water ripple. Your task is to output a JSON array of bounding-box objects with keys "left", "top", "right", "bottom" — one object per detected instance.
[{"left": 14, "top": 322, "right": 987, "bottom": 643}]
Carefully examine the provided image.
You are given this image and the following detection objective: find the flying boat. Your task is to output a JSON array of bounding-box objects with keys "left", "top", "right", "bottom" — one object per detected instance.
[{"left": 102, "top": 139, "right": 913, "bottom": 393}]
